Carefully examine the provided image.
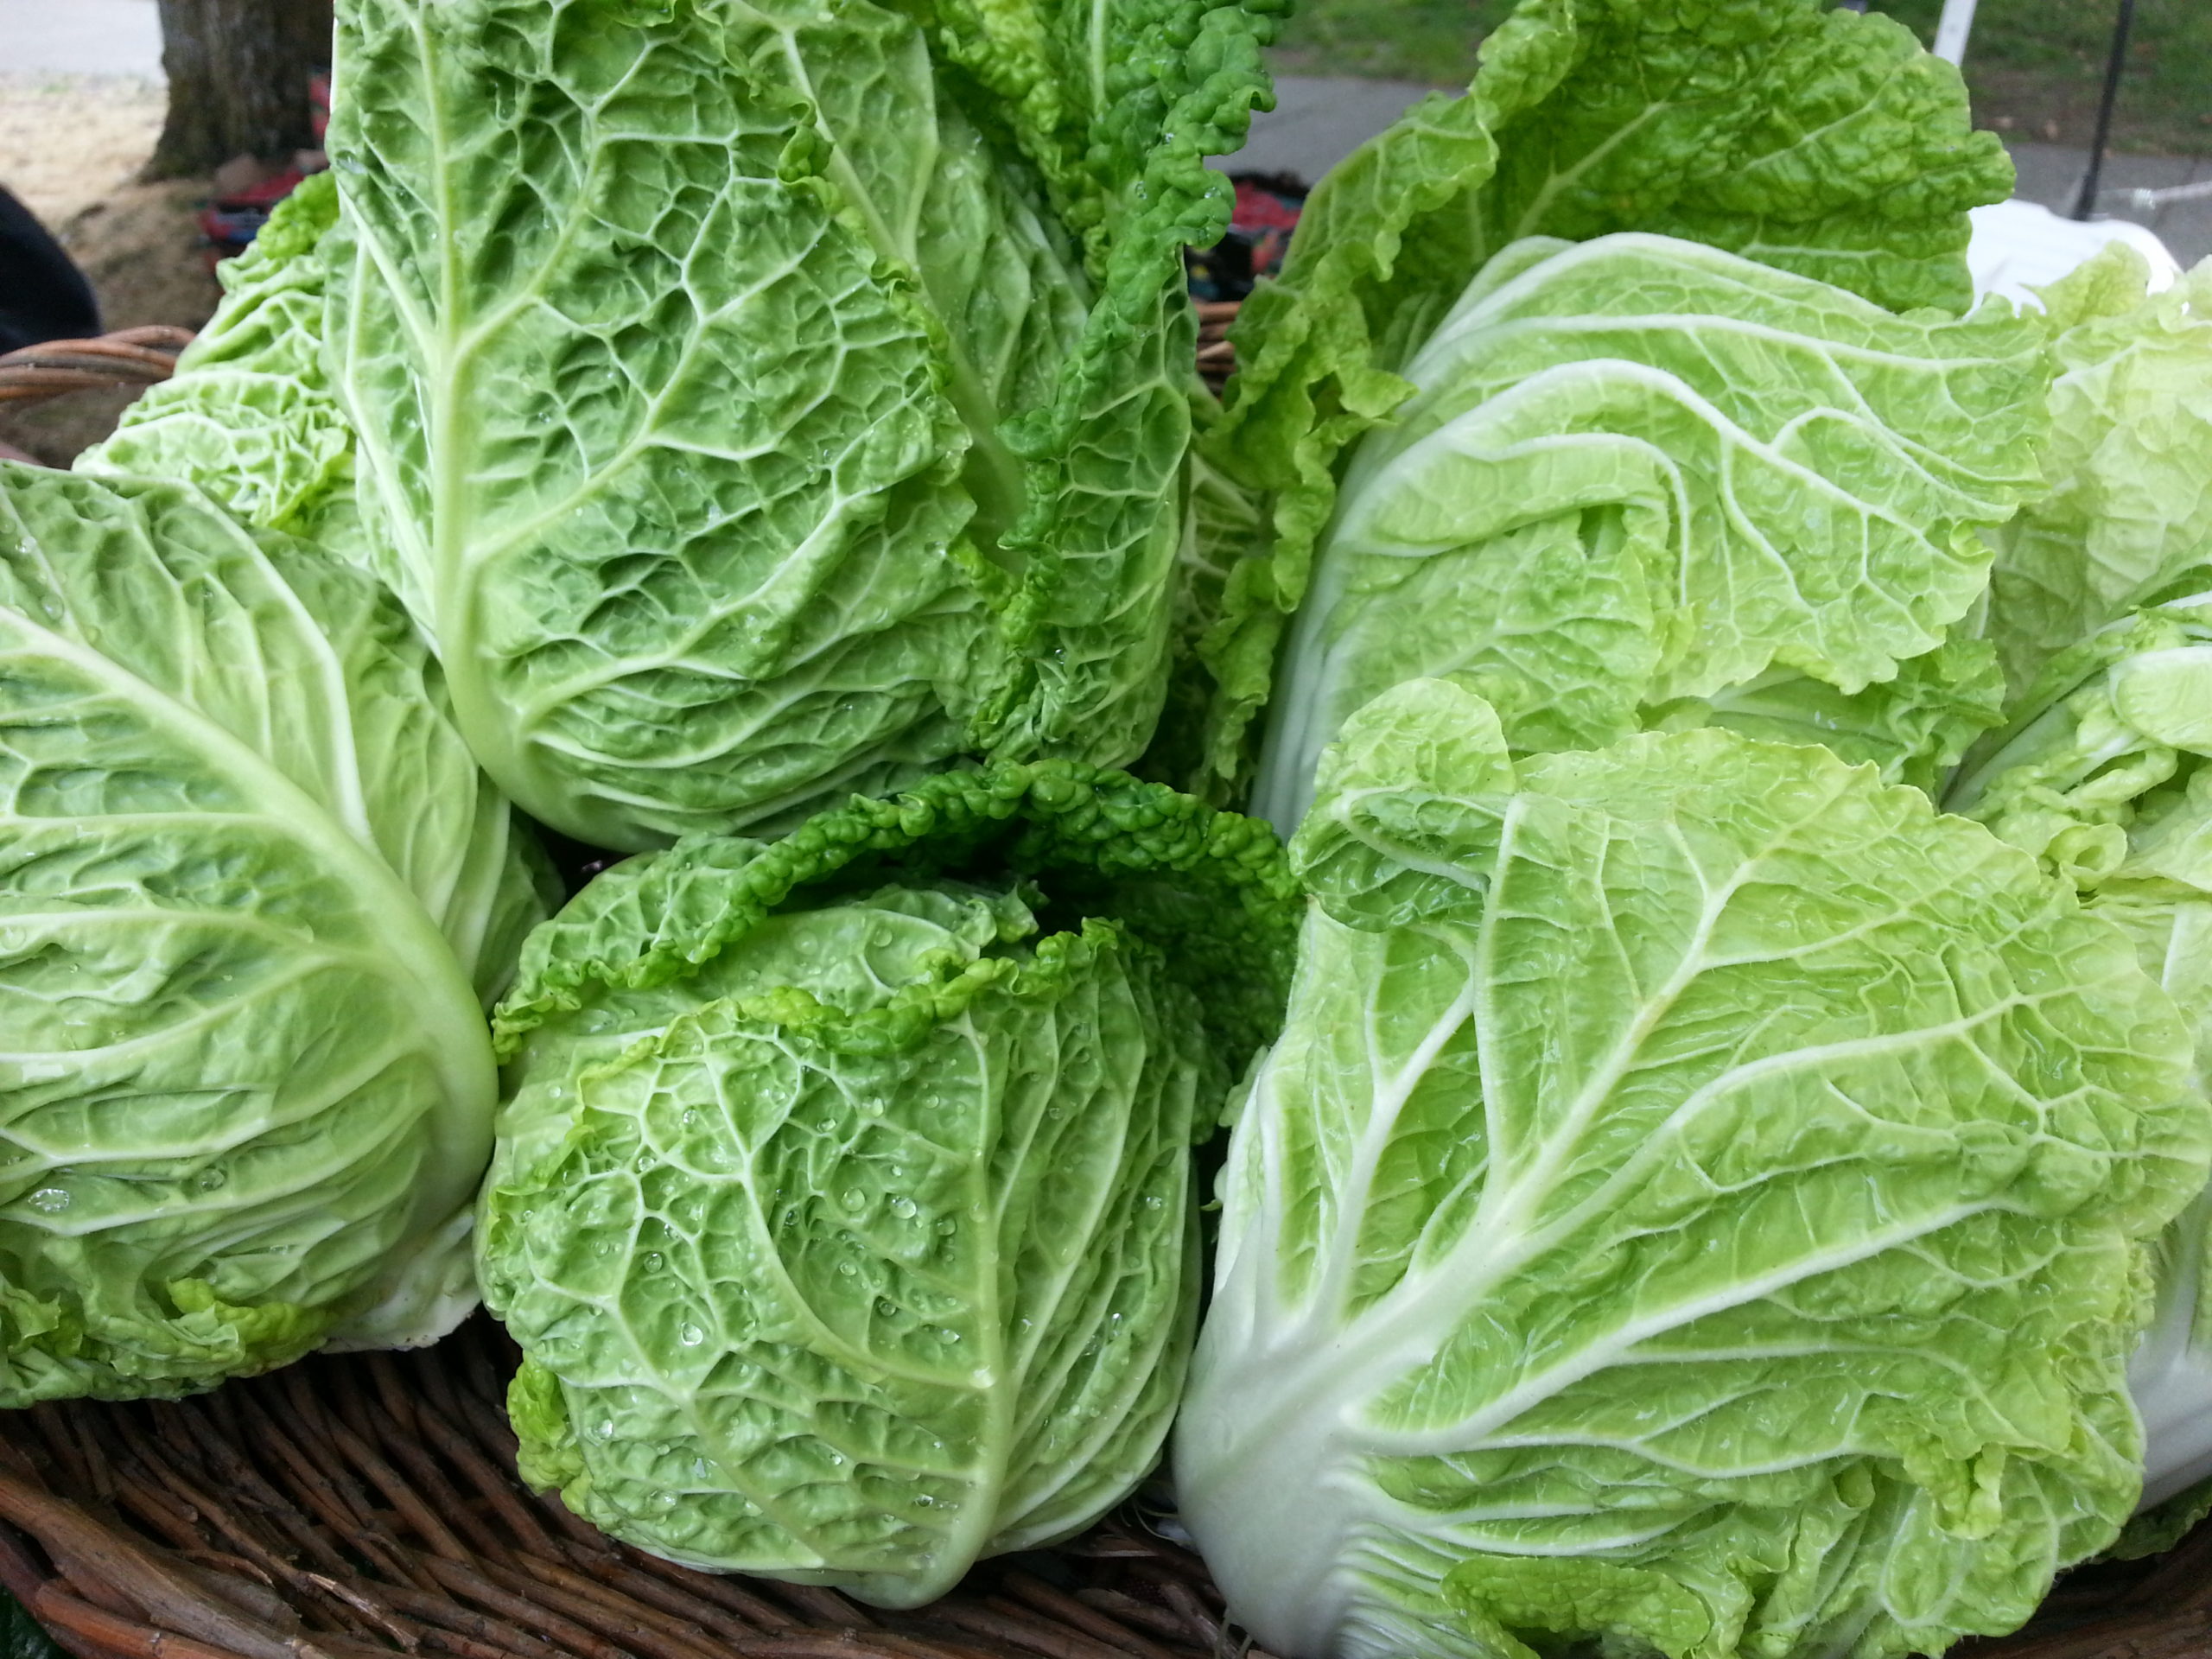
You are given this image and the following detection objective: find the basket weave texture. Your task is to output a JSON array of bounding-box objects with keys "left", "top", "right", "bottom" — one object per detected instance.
[
  {"left": 3, "top": 327, "right": 2212, "bottom": 1659},
  {"left": 0, "top": 1322, "right": 1246, "bottom": 1659},
  {"left": 0, "top": 328, "right": 196, "bottom": 407}
]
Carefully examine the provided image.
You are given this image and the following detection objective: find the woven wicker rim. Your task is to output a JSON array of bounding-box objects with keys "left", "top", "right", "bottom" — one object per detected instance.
[
  {"left": 0, "top": 327, "right": 197, "bottom": 408},
  {"left": 1, "top": 1323, "right": 1254, "bottom": 1659}
]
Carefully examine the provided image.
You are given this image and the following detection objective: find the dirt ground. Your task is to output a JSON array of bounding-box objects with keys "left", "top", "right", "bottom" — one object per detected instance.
[{"left": 0, "top": 73, "right": 223, "bottom": 465}]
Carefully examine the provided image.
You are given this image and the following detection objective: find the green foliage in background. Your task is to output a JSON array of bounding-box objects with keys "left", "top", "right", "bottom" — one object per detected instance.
[{"left": 1269, "top": 0, "right": 2212, "bottom": 156}]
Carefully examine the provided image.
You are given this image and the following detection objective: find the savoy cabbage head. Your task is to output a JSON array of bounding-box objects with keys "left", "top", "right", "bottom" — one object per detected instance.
[
  {"left": 1946, "top": 247, "right": 2212, "bottom": 1553},
  {"left": 1178, "top": 678, "right": 2209, "bottom": 1659},
  {"left": 481, "top": 761, "right": 1297, "bottom": 1604},
  {"left": 0, "top": 466, "right": 550, "bottom": 1406},
  {"left": 214, "top": 0, "right": 1277, "bottom": 852},
  {"left": 1172, "top": 0, "right": 2020, "bottom": 802},
  {"left": 1244, "top": 232, "right": 2050, "bottom": 831}
]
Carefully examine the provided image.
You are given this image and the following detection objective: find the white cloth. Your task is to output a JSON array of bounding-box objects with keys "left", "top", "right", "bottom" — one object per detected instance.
[{"left": 1967, "top": 197, "right": 2183, "bottom": 307}]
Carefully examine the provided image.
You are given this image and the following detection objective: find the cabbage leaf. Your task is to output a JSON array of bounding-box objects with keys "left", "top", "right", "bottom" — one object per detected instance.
[
  {"left": 319, "top": 0, "right": 1276, "bottom": 850},
  {"left": 482, "top": 760, "right": 1296, "bottom": 1602},
  {"left": 1983, "top": 249, "right": 2212, "bottom": 698},
  {"left": 0, "top": 466, "right": 546, "bottom": 1402},
  {"left": 1951, "top": 600, "right": 2212, "bottom": 1548},
  {"left": 1245, "top": 233, "right": 2046, "bottom": 830},
  {"left": 1179, "top": 677, "right": 2206, "bottom": 1659},
  {"left": 78, "top": 174, "right": 365, "bottom": 571},
  {"left": 1175, "top": 0, "right": 2014, "bottom": 798}
]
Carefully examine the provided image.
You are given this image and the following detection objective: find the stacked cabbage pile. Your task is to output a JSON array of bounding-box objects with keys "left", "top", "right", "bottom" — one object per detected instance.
[
  {"left": 1160, "top": 2, "right": 2212, "bottom": 1656},
  {"left": 11, "top": 0, "right": 2212, "bottom": 1651},
  {"left": 0, "top": 0, "right": 1293, "bottom": 1602}
]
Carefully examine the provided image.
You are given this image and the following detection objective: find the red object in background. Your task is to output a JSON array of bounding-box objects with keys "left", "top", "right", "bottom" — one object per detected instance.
[
  {"left": 1186, "top": 172, "right": 1306, "bottom": 302},
  {"left": 1230, "top": 175, "right": 1304, "bottom": 276},
  {"left": 198, "top": 69, "right": 332, "bottom": 268}
]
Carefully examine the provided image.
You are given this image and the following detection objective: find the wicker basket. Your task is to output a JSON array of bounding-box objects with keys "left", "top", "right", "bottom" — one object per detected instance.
[
  {"left": 0, "top": 1321, "right": 1251, "bottom": 1659},
  {"left": 3, "top": 328, "right": 2211, "bottom": 1659},
  {"left": 0, "top": 327, "right": 196, "bottom": 467}
]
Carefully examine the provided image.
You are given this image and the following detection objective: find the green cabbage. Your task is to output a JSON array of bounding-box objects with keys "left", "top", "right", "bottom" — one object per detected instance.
[
  {"left": 1177, "top": 678, "right": 2208, "bottom": 1659},
  {"left": 1982, "top": 251, "right": 2212, "bottom": 699},
  {"left": 1244, "top": 232, "right": 2048, "bottom": 830},
  {"left": 1175, "top": 0, "right": 2016, "bottom": 800},
  {"left": 1950, "top": 600, "right": 2212, "bottom": 1539},
  {"left": 263, "top": 0, "right": 1279, "bottom": 851},
  {"left": 480, "top": 761, "right": 1296, "bottom": 1603},
  {"left": 1945, "top": 252, "right": 2212, "bottom": 1554},
  {"left": 0, "top": 466, "right": 550, "bottom": 1406}
]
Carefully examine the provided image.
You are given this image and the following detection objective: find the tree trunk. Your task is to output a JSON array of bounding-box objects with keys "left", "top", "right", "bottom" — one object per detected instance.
[{"left": 147, "top": 0, "right": 335, "bottom": 180}]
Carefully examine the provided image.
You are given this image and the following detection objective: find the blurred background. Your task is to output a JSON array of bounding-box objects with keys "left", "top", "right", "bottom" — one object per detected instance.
[{"left": 3, "top": 0, "right": 2207, "bottom": 464}]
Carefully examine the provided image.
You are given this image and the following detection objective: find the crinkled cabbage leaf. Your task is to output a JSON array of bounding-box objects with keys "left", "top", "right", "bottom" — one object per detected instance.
[
  {"left": 1983, "top": 249, "right": 2212, "bottom": 698},
  {"left": 1246, "top": 233, "right": 2046, "bottom": 830},
  {"left": 78, "top": 174, "right": 365, "bottom": 570},
  {"left": 0, "top": 466, "right": 548, "bottom": 1405},
  {"left": 318, "top": 0, "right": 1277, "bottom": 850},
  {"left": 1175, "top": 0, "right": 2015, "bottom": 798},
  {"left": 1178, "top": 677, "right": 2206, "bottom": 1659},
  {"left": 1952, "top": 598, "right": 2212, "bottom": 1548},
  {"left": 1953, "top": 254, "right": 2212, "bottom": 1553},
  {"left": 482, "top": 761, "right": 1296, "bottom": 1603}
]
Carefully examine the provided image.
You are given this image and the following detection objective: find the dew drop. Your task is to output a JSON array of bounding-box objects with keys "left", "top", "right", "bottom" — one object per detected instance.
[
  {"left": 935, "top": 1217, "right": 956, "bottom": 1236},
  {"left": 678, "top": 1322, "right": 705, "bottom": 1347},
  {"left": 27, "top": 1187, "right": 68, "bottom": 1214},
  {"left": 682, "top": 1109, "right": 702, "bottom": 1128},
  {"left": 842, "top": 1188, "right": 867, "bottom": 1211},
  {"left": 915, "top": 1493, "right": 933, "bottom": 1508},
  {"left": 836, "top": 1261, "right": 858, "bottom": 1277},
  {"left": 934, "top": 1327, "right": 959, "bottom": 1344},
  {"left": 594, "top": 1419, "right": 616, "bottom": 1441},
  {"left": 194, "top": 1167, "right": 228, "bottom": 1192},
  {"left": 875, "top": 1298, "right": 899, "bottom": 1318},
  {"left": 889, "top": 1196, "right": 917, "bottom": 1220},
  {"left": 1142, "top": 1193, "right": 1164, "bottom": 1210},
  {"left": 642, "top": 1251, "right": 665, "bottom": 1273}
]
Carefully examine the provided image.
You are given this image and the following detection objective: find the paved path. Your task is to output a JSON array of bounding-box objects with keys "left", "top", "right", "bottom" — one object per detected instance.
[{"left": 0, "top": 0, "right": 162, "bottom": 79}]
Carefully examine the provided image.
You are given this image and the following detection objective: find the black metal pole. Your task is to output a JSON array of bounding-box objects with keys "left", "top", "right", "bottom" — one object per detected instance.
[{"left": 2073, "top": 0, "right": 2138, "bottom": 219}]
